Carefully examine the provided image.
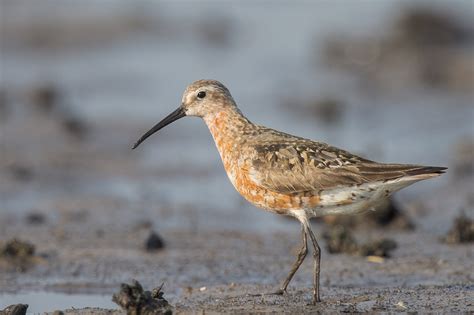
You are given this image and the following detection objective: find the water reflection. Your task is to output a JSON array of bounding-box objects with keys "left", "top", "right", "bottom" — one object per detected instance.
[{"left": 0, "top": 292, "right": 117, "bottom": 313}]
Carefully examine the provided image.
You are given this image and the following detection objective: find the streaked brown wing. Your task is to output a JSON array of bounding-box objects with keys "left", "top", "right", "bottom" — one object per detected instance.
[{"left": 249, "top": 141, "right": 445, "bottom": 194}]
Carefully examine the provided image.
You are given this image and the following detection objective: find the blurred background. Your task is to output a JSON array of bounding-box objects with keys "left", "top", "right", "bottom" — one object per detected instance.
[{"left": 0, "top": 0, "right": 473, "bottom": 313}]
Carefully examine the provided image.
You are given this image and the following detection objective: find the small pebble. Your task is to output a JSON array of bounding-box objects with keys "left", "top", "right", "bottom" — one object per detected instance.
[{"left": 145, "top": 231, "right": 165, "bottom": 251}]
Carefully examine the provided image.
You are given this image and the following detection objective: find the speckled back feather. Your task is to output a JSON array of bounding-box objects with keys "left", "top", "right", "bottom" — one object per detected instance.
[{"left": 183, "top": 80, "right": 446, "bottom": 215}]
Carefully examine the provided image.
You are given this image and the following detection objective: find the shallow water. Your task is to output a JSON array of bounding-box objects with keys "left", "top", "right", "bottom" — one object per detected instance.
[
  {"left": 2, "top": 1, "right": 472, "bottom": 218},
  {"left": 0, "top": 292, "right": 117, "bottom": 313}
]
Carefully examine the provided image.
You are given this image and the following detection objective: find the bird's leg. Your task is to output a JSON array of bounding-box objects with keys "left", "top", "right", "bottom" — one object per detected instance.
[
  {"left": 305, "top": 223, "right": 321, "bottom": 304},
  {"left": 278, "top": 224, "right": 308, "bottom": 293},
  {"left": 249, "top": 224, "right": 307, "bottom": 297}
]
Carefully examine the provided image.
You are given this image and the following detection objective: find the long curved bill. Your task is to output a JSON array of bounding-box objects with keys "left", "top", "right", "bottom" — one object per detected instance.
[{"left": 132, "top": 106, "right": 186, "bottom": 149}]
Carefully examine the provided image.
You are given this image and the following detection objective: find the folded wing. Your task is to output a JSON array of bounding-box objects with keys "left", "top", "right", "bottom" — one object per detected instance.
[{"left": 249, "top": 141, "right": 446, "bottom": 194}]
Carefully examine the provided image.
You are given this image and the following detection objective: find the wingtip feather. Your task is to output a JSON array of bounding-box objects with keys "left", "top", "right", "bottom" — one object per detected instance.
[{"left": 406, "top": 166, "right": 447, "bottom": 176}]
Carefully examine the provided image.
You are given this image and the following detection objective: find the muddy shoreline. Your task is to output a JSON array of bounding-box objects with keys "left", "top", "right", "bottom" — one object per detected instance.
[
  {"left": 1, "top": 154, "right": 473, "bottom": 313},
  {"left": 1, "top": 2, "right": 473, "bottom": 313},
  {"left": 1, "top": 83, "right": 473, "bottom": 314}
]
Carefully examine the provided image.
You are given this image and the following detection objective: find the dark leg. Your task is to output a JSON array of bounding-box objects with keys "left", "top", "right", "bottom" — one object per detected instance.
[
  {"left": 250, "top": 224, "right": 308, "bottom": 296},
  {"left": 305, "top": 223, "right": 321, "bottom": 304},
  {"left": 278, "top": 224, "right": 308, "bottom": 293}
]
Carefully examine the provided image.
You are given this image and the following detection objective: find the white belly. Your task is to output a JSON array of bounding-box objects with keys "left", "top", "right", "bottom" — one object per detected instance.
[{"left": 304, "top": 177, "right": 421, "bottom": 218}]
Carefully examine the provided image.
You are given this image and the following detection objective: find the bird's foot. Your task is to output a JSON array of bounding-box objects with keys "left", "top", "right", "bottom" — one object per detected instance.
[
  {"left": 311, "top": 291, "right": 321, "bottom": 304},
  {"left": 311, "top": 298, "right": 321, "bottom": 304}
]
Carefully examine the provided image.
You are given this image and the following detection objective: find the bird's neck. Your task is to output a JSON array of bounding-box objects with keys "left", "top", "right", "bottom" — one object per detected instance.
[
  {"left": 203, "top": 108, "right": 253, "bottom": 172},
  {"left": 203, "top": 108, "right": 252, "bottom": 143}
]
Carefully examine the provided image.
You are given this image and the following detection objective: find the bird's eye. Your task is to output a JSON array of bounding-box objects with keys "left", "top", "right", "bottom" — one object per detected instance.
[{"left": 197, "top": 91, "right": 206, "bottom": 99}]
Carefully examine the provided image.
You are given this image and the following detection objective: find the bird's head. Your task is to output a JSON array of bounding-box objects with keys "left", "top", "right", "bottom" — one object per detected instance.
[{"left": 132, "top": 79, "right": 236, "bottom": 149}]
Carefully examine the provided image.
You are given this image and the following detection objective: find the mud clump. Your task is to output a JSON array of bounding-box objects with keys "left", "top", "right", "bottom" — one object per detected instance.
[
  {"left": 324, "top": 225, "right": 359, "bottom": 255},
  {"left": 145, "top": 231, "right": 165, "bottom": 252},
  {"left": 443, "top": 212, "right": 474, "bottom": 244},
  {"left": 368, "top": 199, "right": 414, "bottom": 230},
  {"left": 28, "top": 84, "right": 89, "bottom": 140},
  {"left": 323, "top": 225, "right": 397, "bottom": 257},
  {"left": 112, "top": 280, "right": 172, "bottom": 315},
  {"left": 0, "top": 239, "right": 36, "bottom": 271},
  {"left": 29, "top": 85, "right": 59, "bottom": 113},
  {"left": 61, "top": 115, "right": 88, "bottom": 139},
  {"left": 308, "top": 98, "right": 345, "bottom": 124},
  {"left": 1, "top": 239, "right": 35, "bottom": 259},
  {"left": 25, "top": 212, "right": 46, "bottom": 225},
  {"left": 395, "top": 8, "right": 472, "bottom": 47},
  {"left": 7, "top": 164, "right": 34, "bottom": 182},
  {"left": 0, "top": 304, "right": 28, "bottom": 315}
]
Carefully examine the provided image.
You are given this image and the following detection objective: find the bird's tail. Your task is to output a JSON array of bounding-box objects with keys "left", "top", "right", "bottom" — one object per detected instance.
[
  {"left": 402, "top": 166, "right": 447, "bottom": 180},
  {"left": 358, "top": 163, "right": 447, "bottom": 182},
  {"left": 365, "top": 165, "right": 447, "bottom": 196}
]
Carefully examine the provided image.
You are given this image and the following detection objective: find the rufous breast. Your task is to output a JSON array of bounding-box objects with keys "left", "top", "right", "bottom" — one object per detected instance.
[{"left": 205, "top": 111, "right": 321, "bottom": 214}]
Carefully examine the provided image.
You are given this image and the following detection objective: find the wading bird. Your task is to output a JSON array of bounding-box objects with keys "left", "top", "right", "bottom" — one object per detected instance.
[{"left": 133, "top": 80, "right": 446, "bottom": 304}]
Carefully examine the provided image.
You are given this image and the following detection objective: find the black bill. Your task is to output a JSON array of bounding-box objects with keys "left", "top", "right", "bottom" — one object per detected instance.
[{"left": 132, "top": 106, "right": 186, "bottom": 149}]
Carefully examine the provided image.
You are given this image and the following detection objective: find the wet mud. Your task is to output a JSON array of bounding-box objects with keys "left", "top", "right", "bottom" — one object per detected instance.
[{"left": 1, "top": 2, "right": 473, "bottom": 313}]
